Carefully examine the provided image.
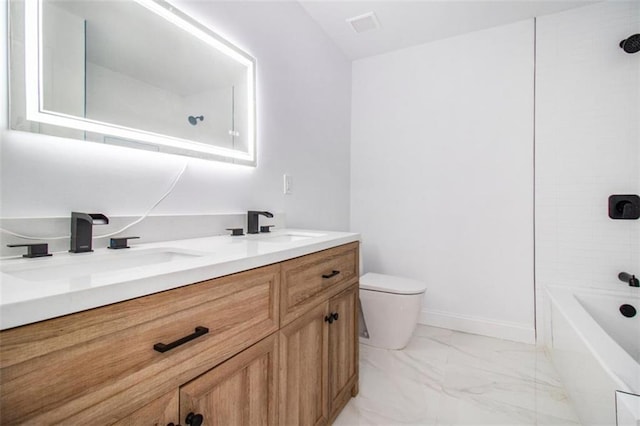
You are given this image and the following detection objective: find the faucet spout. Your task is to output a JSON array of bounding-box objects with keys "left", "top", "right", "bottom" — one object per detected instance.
[
  {"left": 70, "top": 212, "right": 109, "bottom": 253},
  {"left": 247, "top": 211, "right": 273, "bottom": 234},
  {"left": 619, "top": 272, "right": 640, "bottom": 287}
]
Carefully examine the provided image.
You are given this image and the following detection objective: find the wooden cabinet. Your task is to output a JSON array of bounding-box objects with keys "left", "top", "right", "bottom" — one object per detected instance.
[
  {"left": 278, "top": 302, "right": 330, "bottom": 426},
  {"left": 111, "top": 391, "right": 179, "bottom": 426},
  {"left": 280, "top": 243, "right": 358, "bottom": 326},
  {"left": 0, "top": 264, "right": 280, "bottom": 424},
  {"left": 278, "top": 282, "right": 359, "bottom": 426},
  {"left": 328, "top": 285, "right": 358, "bottom": 421},
  {"left": 180, "top": 334, "right": 279, "bottom": 426},
  {"left": 0, "top": 242, "right": 359, "bottom": 425}
]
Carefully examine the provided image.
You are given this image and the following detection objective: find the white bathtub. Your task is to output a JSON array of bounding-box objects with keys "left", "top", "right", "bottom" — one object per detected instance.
[{"left": 544, "top": 285, "right": 640, "bottom": 425}]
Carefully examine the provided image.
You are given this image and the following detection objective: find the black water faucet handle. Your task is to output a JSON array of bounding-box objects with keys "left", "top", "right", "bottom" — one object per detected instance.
[
  {"left": 619, "top": 272, "right": 640, "bottom": 287},
  {"left": 108, "top": 236, "right": 140, "bottom": 249},
  {"left": 7, "top": 243, "right": 52, "bottom": 258},
  {"left": 226, "top": 228, "right": 244, "bottom": 236},
  {"left": 260, "top": 225, "right": 275, "bottom": 233}
]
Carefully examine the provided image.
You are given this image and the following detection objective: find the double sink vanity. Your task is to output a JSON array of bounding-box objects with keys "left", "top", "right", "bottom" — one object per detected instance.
[
  {"left": 4, "top": 0, "right": 360, "bottom": 422},
  {"left": 0, "top": 230, "right": 360, "bottom": 425}
]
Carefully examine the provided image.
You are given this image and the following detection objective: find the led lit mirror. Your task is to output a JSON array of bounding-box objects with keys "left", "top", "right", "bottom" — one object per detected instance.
[{"left": 9, "top": 0, "right": 257, "bottom": 165}]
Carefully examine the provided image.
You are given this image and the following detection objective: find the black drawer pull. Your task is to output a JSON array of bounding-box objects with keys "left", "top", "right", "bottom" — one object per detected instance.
[
  {"left": 153, "top": 326, "right": 209, "bottom": 353},
  {"left": 322, "top": 270, "right": 340, "bottom": 279}
]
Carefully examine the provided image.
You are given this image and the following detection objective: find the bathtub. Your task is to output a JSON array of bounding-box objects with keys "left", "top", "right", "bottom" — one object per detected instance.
[{"left": 544, "top": 285, "right": 640, "bottom": 425}]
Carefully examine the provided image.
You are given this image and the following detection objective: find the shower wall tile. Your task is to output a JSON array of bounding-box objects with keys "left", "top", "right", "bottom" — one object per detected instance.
[
  {"left": 536, "top": 0, "right": 640, "bottom": 292},
  {"left": 535, "top": 1, "right": 640, "bottom": 340}
]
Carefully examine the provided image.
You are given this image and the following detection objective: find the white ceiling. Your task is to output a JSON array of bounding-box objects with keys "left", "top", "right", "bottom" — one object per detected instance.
[{"left": 298, "top": 0, "right": 598, "bottom": 60}]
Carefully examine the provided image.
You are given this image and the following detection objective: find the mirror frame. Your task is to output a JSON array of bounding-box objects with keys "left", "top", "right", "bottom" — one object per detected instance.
[{"left": 18, "top": 0, "right": 257, "bottom": 165}]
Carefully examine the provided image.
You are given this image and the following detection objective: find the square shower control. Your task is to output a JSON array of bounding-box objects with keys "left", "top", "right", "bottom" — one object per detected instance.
[{"left": 608, "top": 194, "right": 640, "bottom": 220}]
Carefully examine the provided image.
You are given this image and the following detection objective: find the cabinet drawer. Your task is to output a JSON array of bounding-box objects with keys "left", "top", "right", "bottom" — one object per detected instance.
[
  {"left": 280, "top": 242, "right": 358, "bottom": 326},
  {"left": 0, "top": 264, "right": 280, "bottom": 424}
]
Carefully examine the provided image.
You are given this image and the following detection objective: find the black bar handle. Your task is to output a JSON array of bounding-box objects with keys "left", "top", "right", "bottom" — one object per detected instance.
[
  {"left": 226, "top": 228, "right": 244, "bottom": 236},
  {"left": 153, "top": 326, "right": 209, "bottom": 353},
  {"left": 7, "top": 243, "right": 52, "bottom": 258},
  {"left": 322, "top": 270, "right": 340, "bottom": 279},
  {"left": 108, "top": 236, "right": 140, "bottom": 249}
]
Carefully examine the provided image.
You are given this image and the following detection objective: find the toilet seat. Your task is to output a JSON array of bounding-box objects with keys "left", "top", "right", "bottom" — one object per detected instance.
[{"left": 360, "top": 272, "right": 427, "bottom": 295}]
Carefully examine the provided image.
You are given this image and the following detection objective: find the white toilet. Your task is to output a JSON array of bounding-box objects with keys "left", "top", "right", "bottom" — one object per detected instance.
[{"left": 359, "top": 272, "right": 427, "bottom": 350}]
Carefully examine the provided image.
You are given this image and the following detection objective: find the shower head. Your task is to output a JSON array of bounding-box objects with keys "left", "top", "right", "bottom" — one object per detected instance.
[
  {"left": 620, "top": 34, "right": 640, "bottom": 54},
  {"left": 188, "top": 115, "right": 204, "bottom": 125}
]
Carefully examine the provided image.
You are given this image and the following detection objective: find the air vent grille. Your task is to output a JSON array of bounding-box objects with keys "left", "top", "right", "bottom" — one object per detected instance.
[{"left": 346, "top": 11, "right": 380, "bottom": 34}]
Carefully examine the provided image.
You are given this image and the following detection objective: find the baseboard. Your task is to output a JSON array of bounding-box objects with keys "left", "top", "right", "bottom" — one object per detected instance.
[{"left": 418, "top": 309, "right": 536, "bottom": 344}]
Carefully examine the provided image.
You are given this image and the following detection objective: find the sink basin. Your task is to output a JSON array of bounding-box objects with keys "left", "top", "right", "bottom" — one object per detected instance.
[
  {"left": 255, "top": 231, "right": 326, "bottom": 244},
  {"left": 1, "top": 249, "right": 204, "bottom": 282}
]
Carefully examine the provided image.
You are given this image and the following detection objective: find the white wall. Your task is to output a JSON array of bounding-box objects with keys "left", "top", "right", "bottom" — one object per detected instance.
[
  {"left": 351, "top": 20, "right": 535, "bottom": 343},
  {"left": 536, "top": 2, "right": 639, "bottom": 336},
  {"left": 86, "top": 63, "right": 236, "bottom": 148},
  {"left": 0, "top": 2, "right": 352, "bottom": 237}
]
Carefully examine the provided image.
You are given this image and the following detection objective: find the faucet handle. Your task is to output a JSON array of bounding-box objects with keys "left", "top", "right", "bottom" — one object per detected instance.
[
  {"left": 260, "top": 225, "right": 275, "bottom": 233},
  {"left": 7, "top": 243, "right": 52, "bottom": 258},
  {"left": 108, "top": 237, "right": 140, "bottom": 250},
  {"left": 226, "top": 228, "right": 244, "bottom": 236}
]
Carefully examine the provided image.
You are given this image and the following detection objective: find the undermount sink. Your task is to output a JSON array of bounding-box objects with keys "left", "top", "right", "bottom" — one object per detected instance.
[
  {"left": 255, "top": 231, "right": 326, "bottom": 243},
  {"left": 1, "top": 249, "right": 204, "bottom": 282}
]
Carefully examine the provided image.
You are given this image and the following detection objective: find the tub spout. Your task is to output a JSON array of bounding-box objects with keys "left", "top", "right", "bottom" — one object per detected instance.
[{"left": 619, "top": 272, "right": 640, "bottom": 287}]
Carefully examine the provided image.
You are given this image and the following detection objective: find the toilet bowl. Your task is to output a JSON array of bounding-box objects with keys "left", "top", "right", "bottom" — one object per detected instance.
[{"left": 359, "top": 273, "right": 427, "bottom": 350}]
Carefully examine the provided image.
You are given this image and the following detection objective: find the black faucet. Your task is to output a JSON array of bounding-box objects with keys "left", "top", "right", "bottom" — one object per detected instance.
[
  {"left": 619, "top": 272, "right": 640, "bottom": 287},
  {"left": 247, "top": 211, "right": 273, "bottom": 234},
  {"left": 70, "top": 212, "right": 109, "bottom": 253}
]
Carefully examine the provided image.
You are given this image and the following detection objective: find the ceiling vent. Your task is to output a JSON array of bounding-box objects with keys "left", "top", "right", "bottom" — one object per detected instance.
[{"left": 346, "top": 11, "right": 380, "bottom": 34}]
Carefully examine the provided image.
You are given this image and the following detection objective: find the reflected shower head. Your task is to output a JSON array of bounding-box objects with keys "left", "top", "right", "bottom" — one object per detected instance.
[
  {"left": 188, "top": 115, "right": 204, "bottom": 125},
  {"left": 620, "top": 34, "right": 640, "bottom": 54}
]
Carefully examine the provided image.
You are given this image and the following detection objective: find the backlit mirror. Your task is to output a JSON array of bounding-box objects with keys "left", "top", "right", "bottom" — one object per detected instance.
[{"left": 9, "top": 0, "right": 257, "bottom": 165}]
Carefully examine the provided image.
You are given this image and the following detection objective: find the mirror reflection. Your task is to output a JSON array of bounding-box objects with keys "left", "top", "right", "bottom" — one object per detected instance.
[{"left": 10, "top": 0, "right": 256, "bottom": 165}]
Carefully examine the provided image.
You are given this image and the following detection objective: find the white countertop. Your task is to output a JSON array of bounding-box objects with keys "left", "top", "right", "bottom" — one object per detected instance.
[{"left": 0, "top": 229, "right": 359, "bottom": 330}]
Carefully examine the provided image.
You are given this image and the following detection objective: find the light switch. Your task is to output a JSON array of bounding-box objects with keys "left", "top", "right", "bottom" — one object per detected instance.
[{"left": 283, "top": 174, "right": 292, "bottom": 194}]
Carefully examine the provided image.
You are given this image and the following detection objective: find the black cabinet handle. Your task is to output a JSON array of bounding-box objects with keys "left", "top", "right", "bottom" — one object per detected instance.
[
  {"left": 322, "top": 270, "right": 340, "bottom": 279},
  {"left": 185, "top": 412, "right": 204, "bottom": 426},
  {"left": 324, "top": 312, "right": 339, "bottom": 324},
  {"left": 153, "top": 326, "right": 209, "bottom": 353}
]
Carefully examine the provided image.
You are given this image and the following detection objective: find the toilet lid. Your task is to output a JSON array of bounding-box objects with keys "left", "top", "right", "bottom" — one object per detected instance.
[{"left": 359, "top": 273, "right": 427, "bottom": 295}]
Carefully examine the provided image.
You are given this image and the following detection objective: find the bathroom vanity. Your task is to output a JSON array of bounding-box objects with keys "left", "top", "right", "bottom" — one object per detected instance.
[{"left": 0, "top": 232, "right": 359, "bottom": 425}]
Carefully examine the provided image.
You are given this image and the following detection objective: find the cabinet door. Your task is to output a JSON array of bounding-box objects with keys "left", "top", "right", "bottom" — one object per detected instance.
[
  {"left": 111, "top": 390, "right": 179, "bottom": 426},
  {"left": 278, "top": 302, "right": 329, "bottom": 426},
  {"left": 179, "top": 334, "right": 278, "bottom": 426},
  {"left": 328, "top": 285, "right": 359, "bottom": 420}
]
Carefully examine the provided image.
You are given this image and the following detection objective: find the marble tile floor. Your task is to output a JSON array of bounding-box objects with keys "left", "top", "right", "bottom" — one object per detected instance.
[{"left": 334, "top": 325, "right": 581, "bottom": 426}]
